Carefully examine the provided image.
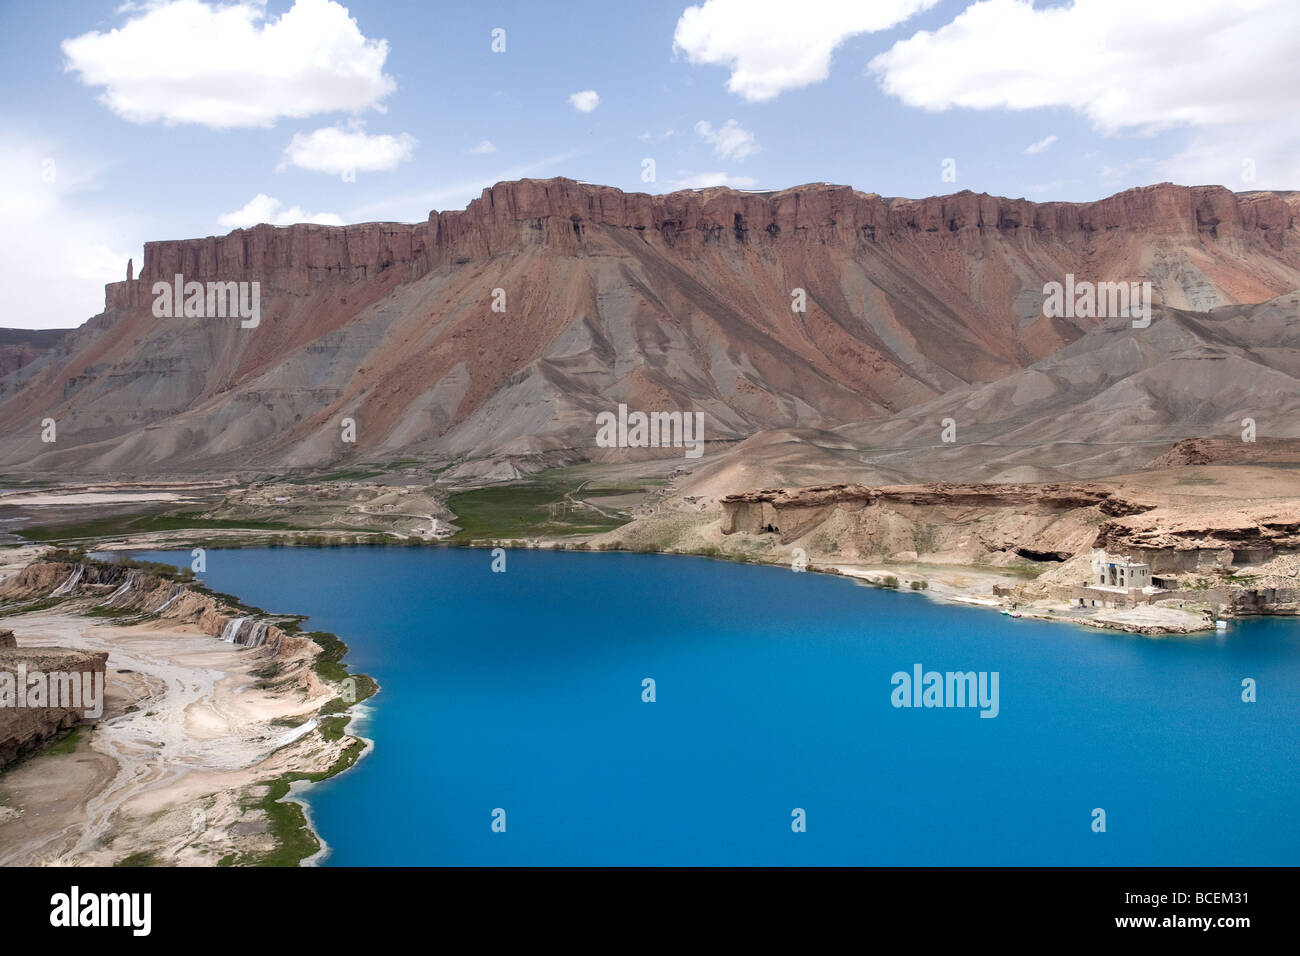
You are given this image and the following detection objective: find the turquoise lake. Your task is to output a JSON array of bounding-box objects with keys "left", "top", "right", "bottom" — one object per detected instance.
[{"left": 135, "top": 547, "right": 1300, "bottom": 866}]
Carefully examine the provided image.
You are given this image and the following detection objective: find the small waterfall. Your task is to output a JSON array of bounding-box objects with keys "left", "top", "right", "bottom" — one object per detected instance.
[
  {"left": 155, "top": 586, "right": 182, "bottom": 614},
  {"left": 244, "top": 621, "right": 271, "bottom": 648},
  {"left": 100, "top": 570, "right": 137, "bottom": 607},
  {"left": 219, "top": 616, "right": 274, "bottom": 648},
  {"left": 51, "top": 564, "right": 84, "bottom": 596}
]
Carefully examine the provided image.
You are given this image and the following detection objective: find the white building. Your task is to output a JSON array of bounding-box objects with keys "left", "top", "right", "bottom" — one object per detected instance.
[{"left": 1092, "top": 550, "right": 1152, "bottom": 590}]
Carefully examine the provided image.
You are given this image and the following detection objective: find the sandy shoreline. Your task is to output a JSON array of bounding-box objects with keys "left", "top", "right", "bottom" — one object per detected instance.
[
  {"left": 0, "top": 547, "right": 371, "bottom": 867},
  {"left": 824, "top": 562, "right": 1217, "bottom": 635}
]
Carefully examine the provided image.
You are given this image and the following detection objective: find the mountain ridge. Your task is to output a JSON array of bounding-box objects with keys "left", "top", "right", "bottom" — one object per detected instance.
[{"left": 2, "top": 177, "right": 1299, "bottom": 478}]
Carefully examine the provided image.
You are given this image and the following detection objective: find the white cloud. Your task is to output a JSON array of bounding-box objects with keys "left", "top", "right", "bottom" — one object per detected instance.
[
  {"left": 694, "top": 119, "right": 759, "bottom": 160},
  {"left": 673, "top": 0, "right": 938, "bottom": 101},
  {"left": 468, "top": 140, "right": 496, "bottom": 154},
  {"left": 869, "top": 0, "right": 1300, "bottom": 136},
  {"left": 0, "top": 134, "right": 136, "bottom": 329},
  {"left": 1155, "top": 127, "right": 1300, "bottom": 191},
  {"left": 1024, "top": 134, "right": 1057, "bottom": 155},
  {"left": 869, "top": 0, "right": 1300, "bottom": 188},
  {"left": 568, "top": 90, "right": 600, "bottom": 112},
  {"left": 218, "top": 194, "right": 344, "bottom": 229},
  {"left": 668, "top": 171, "right": 758, "bottom": 189},
  {"left": 279, "top": 123, "right": 415, "bottom": 175},
  {"left": 62, "top": 0, "right": 396, "bottom": 129}
]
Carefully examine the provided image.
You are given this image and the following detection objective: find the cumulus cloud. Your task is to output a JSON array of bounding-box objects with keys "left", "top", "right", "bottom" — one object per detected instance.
[
  {"left": 568, "top": 90, "right": 600, "bottom": 112},
  {"left": 218, "top": 194, "right": 343, "bottom": 228},
  {"left": 1023, "top": 134, "right": 1057, "bottom": 155},
  {"left": 867, "top": 0, "right": 1300, "bottom": 188},
  {"left": 695, "top": 119, "right": 759, "bottom": 160},
  {"left": 869, "top": 0, "right": 1300, "bottom": 134},
  {"left": 279, "top": 123, "right": 416, "bottom": 175},
  {"left": 669, "top": 171, "right": 758, "bottom": 189},
  {"left": 673, "top": 0, "right": 937, "bottom": 101},
  {"left": 62, "top": 0, "right": 396, "bottom": 128},
  {"left": 0, "top": 134, "right": 136, "bottom": 329},
  {"left": 468, "top": 140, "right": 496, "bottom": 154}
]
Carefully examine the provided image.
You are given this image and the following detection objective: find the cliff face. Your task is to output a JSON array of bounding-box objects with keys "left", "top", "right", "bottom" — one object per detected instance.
[
  {"left": 101, "top": 179, "right": 1300, "bottom": 275},
  {"left": 1097, "top": 508, "right": 1300, "bottom": 571},
  {"left": 0, "top": 641, "right": 108, "bottom": 767},
  {"left": 2, "top": 562, "right": 292, "bottom": 651},
  {"left": 2, "top": 178, "right": 1299, "bottom": 475},
  {"left": 720, "top": 481, "right": 1150, "bottom": 562},
  {"left": 718, "top": 480, "right": 1300, "bottom": 606}
]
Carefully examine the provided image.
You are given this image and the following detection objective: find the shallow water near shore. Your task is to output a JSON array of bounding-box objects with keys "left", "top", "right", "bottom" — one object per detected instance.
[{"left": 134, "top": 547, "right": 1300, "bottom": 866}]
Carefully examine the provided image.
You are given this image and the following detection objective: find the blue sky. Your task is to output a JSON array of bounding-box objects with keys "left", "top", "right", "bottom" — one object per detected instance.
[{"left": 2, "top": 0, "right": 1297, "bottom": 328}]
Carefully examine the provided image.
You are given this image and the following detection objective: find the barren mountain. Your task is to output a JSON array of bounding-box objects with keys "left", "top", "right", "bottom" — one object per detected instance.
[
  {"left": 1, "top": 178, "right": 1298, "bottom": 478},
  {"left": 828, "top": 292, "right": 1300, "bottom": 482},
  {"left": 0, "top": 328, "right": 71, "bottom": 378}
]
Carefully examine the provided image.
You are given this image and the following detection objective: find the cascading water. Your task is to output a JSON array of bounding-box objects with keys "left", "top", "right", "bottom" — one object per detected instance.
[
  {"left": 244, "top": 621, "right": 270, "bottom": 648},
  {"left": 51, "top": 564, "right": 84, "bottom": 597},
  {"left": 155, "top": 586, "right": 182, "bottom": 614},
  {"left": 100, "top": 570, "right": 137, "bottom": 607},
  {"left": 220, "top": 617, "right": 247, "bottom": 643}
]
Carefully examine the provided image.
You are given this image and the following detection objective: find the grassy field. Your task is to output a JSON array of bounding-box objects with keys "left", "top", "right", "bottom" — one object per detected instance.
[
  {"left": 448, "top": 474, "right": 642, "bottom": 543},
  {"left": 19, "top": 510, "right": 296, "bottom": 543}
]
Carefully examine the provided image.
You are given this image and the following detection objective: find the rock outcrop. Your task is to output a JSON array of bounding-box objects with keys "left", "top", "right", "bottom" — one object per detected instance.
[
  {"left": 720, "top": 481, "right": 1152, "bottom": 562},
  {"left": 0, "top": 646, "right": 108, "bottom": 767},
  {"left": 1096, "top": 507, "right": 1300, "bottom": 571},
  {"left": 2, "top": 561, "right": 293, "bottom": 652}
]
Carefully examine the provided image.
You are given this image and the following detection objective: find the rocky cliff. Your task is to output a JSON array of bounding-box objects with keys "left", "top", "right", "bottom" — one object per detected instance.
[
  {"left": 2, "top": 178, "right": 1298, "bottom": 476},
  {"left": 717, "top": 478, "right": 1300, "bottom": 610},
  {"left": 2, "top": 561, "right": 295, "bottom": 652},
  {"left": 720, "top": 481, "right": 1153, "bottom": 563},
  {"left": 1096, "top": 507, "right": 1300, "bottom": 571},
  {"left": 0, "top": 640, "right": 108, "bottom": 767}
]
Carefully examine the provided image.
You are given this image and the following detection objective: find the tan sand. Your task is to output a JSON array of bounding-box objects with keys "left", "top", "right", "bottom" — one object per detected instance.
[{"left": 0, "top": 609, "right": 352, "bottom": 866}]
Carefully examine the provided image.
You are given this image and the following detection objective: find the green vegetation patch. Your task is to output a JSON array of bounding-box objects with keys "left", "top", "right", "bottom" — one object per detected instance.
[
  {"left": 21, "top": 510, "right": 296, "bottom": 544},
  {"left": 44, "top": 730, "right": 83, "bottom": 755},
  {"left": 236, "top": 737, "right": 367, "bottom": 867},
  {"left": 0, "top": 596, "right": 65, "bottom": 618},
  {"left": 448, "top": 477, "right": 632, "bottom": 542}
]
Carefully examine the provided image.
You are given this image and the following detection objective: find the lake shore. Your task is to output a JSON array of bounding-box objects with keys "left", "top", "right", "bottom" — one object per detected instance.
[
  {"left": 1, "top": 463, "right": 1285, "bottom": 866},
  {"left": 0, "top": 546, "right": 372, "bottom": 867}
]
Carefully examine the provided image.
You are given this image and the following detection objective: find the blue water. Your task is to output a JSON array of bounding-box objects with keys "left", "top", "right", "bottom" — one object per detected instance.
[{"left": 134, "top": 547, "right": 1300, "bottom": 866}]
